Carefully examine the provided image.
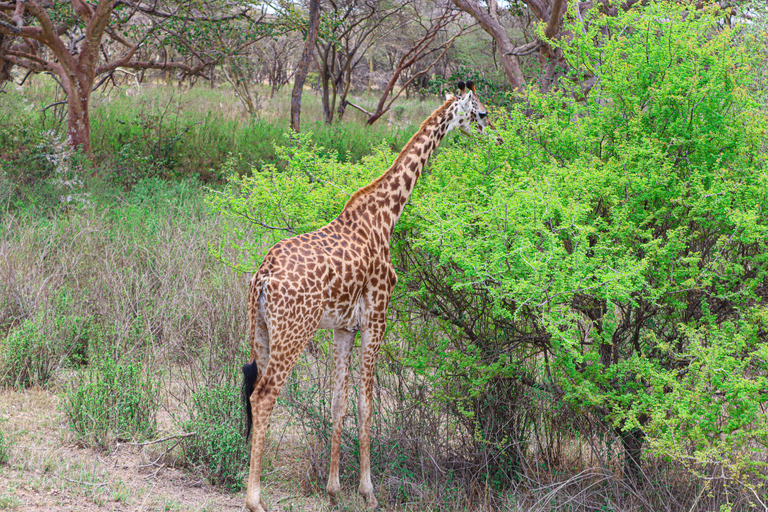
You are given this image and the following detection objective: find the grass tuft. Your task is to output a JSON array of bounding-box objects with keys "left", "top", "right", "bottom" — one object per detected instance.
[
  {"left": 64, "top": 356, "right": 159, "bottom": 451},
  {"left": 181, "top": 383, "right": 249, "bottom": 490}
]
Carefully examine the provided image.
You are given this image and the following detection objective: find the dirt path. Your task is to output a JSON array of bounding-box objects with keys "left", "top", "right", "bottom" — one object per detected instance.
[{"left": 0, "top": 388, "right": 334, "bottom": 512}]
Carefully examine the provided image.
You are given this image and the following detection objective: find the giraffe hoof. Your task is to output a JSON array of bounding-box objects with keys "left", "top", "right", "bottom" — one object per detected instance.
[
  {"left": 245, "top": 497, "right": 268, "bottom": 512},
  {"left": 364, "top": 495, "right": 379, "bottom": 510}
]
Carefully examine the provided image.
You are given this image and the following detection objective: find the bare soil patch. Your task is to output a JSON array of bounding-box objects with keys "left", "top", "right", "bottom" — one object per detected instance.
[{"left": 0, "top": 388, "right": 337, "bottom": 512}]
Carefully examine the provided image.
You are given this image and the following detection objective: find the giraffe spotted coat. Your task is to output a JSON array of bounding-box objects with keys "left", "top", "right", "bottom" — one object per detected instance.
[{"left": 243, "top": 85, "right": 496, "bottom": 512}]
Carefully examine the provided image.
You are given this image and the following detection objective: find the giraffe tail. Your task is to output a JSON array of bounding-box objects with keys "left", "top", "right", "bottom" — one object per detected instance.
[
  {"left": 242, "top": 360, "right": 259, "bottom": 439},
  {"left": 243, "top": 271, "right": 265, "bottom": 440}
]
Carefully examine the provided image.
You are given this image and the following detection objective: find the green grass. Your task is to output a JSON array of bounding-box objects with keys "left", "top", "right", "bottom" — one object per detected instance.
[
  {"left": 0, "top": 427, "right": 9, "bottom": 465},
  {"left": 181, "top": 383, "right": 249, "bottom": 490},
  {"left": 0, "top": 79, "right": 442, "bottom": 183},
  {"left": 65, "top": 356, "right": 160, "bottom": 451}
]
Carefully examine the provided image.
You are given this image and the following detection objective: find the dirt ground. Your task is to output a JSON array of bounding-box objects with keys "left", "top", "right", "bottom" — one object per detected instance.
[{"left": 0, "top": 387, "right": 345, "bottom": 512}]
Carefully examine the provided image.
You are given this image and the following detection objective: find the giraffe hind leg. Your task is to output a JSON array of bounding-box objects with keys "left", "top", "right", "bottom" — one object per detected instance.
[
  {"left": 357, "top": 317, "right": 387, "bottom": 510},
  {"left": 245, "top": 325, "right": 318, "bottom": 512},
  {"left": 245, "top": 290, "right": 271, "bottom": 438}
]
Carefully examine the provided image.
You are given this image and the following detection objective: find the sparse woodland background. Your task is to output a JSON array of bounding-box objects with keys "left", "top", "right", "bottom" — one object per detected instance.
[{"left": 1, "top": 1, "right": 768, "bottom": 511}]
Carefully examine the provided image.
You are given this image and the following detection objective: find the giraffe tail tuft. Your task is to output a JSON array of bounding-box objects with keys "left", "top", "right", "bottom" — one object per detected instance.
[{"left": 242, "top": 361, "right": 259, "bottom": 440}]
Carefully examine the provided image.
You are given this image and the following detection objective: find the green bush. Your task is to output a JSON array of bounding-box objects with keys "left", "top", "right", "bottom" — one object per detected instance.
[
  {"left": 405, "top": 0, "right": 768, "bottom": 489},
  {"left": 65, "top": 357, "right": 159, "bottom": 451},
  {"left": 90, "top": 94, "right": 415, "bottom": 181},
  {"left": 206, "top": 132, "right": 392, "bottom": 272},
  {"left": 0, "top": 316, "right": 58, "bottom": 389},
  {"left": 206, "top": 2, "right": 768, "bottom": 504},
  {"left": 182, "top": 383, "right": 248, "bottom": 490},
  {"left": 0, "top": 314, "right": 89, "bottom": 389},
  {"left": 0, "top": 290, "right": 93, "bottom": 389}
]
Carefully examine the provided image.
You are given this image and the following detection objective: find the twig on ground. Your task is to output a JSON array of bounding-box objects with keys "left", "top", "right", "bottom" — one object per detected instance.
[
  {"left": 60, "top": 475, "right": 108, "bottom": 488},
  {"left": 124, "top": 431, "right": 196, "bottom": 447}
]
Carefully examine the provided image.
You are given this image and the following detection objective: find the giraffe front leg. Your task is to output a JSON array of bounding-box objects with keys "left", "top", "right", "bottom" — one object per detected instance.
[
  {"left": 326, "top": 328, "right": 356, "bottom": 505},
  {"left": 357, "top": 320, "right": 386, "bottom": 510}
]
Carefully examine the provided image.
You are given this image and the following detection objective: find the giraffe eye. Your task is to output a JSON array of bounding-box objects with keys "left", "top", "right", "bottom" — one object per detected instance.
[{"left": 479, "top": 112, "right": 488, "bottom": 119}]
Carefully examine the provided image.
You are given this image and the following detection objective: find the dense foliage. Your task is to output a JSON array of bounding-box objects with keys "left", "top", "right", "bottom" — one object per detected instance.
[{"left": 408, "top": 0, "right": 768, "bottom": 487}]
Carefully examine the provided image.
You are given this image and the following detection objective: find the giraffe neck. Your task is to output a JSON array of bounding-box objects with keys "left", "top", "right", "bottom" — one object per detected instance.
[{"left": 339, "top": 99, "right": 456, "bottom": 240}]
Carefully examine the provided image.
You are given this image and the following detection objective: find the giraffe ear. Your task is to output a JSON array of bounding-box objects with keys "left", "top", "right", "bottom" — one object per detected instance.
[
  {"left": 458, "top": 90, "right": 473, "bottom": 109},
  {"left": 445, "top": 93, "right": 455, "bottom": 101}
]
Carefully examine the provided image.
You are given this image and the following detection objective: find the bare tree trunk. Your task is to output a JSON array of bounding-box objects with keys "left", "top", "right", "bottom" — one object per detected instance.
[
  {"left": 618, "top": 426, "right": 645, "bottom": 486},
  {"left": 66, "top": 81, "right": 92, "bottom": 152},
  {"left": 364, "top": 6, "right": 461, "bottom": 125},
  {"left": 336, "top": 60, "right": 354, "bottom": 122},
  {"left": 367, "top": 51, "right": 374, "bottom": 93},
  {"left": 290, "top": 0, "right": 320, "bottom": 133},
  {"left": 318, "top": 44, "right": 335, "bottom": 124},
  {"left": 451, "top": 0, "right": 526, "bottom": 90},
  {"left": 222, "top": 58, "right": 259, "bottom": 116}
]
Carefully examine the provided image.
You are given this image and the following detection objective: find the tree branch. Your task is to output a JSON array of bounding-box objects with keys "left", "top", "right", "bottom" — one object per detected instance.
[
  {"left": 506, "top": 40, "right": 541, "bottom": 56},
  {"left": 107, "top": 59, "right": 212, "bottom": 79},
  {"left": 452, "top": 0, "right": 526, "bottom": 89},
  {"left": 80, "top": 0, "right": 116, "bottom": 73},
  {"left": 544, "top": 0, "right": 567, "bottom": 38},
  {"left": 10, "top": 0, "right": 23, "bottom": 27},
  {"left": 115, "top": 1, "right": 248, "bottom": 22},
  {"left": 0, "top": 17, "right": 21, "bottom": 33}
]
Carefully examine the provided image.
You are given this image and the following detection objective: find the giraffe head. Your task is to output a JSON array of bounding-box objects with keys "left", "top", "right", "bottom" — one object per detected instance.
[{"left": 447, "top": 80, "right": 503, "bottom": 144}]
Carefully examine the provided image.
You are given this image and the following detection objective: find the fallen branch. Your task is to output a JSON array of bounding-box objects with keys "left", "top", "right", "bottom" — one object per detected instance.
[
  {"left": 124, "top": 431, "right": 196, "bottom": 447},
  {"left": 59, "top": 475, "right": 108, "bottom": 488},
  {"left": 344, "top": 100, "right": 374, "bottom": 117}
]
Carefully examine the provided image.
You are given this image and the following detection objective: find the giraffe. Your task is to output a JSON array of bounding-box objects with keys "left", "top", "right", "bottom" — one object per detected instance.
[{"left": 242, "top": 80, "right": 498, "bottom": 512}]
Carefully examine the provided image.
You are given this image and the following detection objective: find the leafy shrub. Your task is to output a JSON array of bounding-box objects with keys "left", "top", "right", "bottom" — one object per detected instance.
[
  {"left": 91, "top": 93, "right": 415, "bottom": 181},
  {"left": 0, "top": 288, "right": 94, "bottom": 389},
  {"left": 0, "top": 316, "right": 58, "bottom": 389},
  {"left": 0, "top": 312, "right": 90, "bottom": 389},
  {"left": 406, "top": 0, "right": 768, "bottom": 491},
  {"left": 65, "top": 357, "right": 159, "bottom": 451},
  {"left": 182, "top": 383, "right": 248, "bottom": 490},
  {"left": 206, "top": 132, "right": 391, "bottom": 272}
]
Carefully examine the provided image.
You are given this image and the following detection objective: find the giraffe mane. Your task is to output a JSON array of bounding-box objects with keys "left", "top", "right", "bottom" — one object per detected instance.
[{"left": 341, "top": 96, "right": 458, "bottom": 212}]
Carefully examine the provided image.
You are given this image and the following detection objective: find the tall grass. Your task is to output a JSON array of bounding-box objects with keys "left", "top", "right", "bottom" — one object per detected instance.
[
  {"left": 0, "top": 79, "right": 442, "bottom": 182},
  {"left": 0, "top": 175, "right": 249, "bottom": 388}
]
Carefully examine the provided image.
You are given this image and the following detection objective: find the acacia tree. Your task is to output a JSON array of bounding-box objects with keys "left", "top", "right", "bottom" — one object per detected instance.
[
  {"left": 402, "top": 3, "right": 768, "bottom": 487},
  {"left": 0, "top": 0, "right": 252, "bottom": 152},
  {"left": 314, "top": 0, "right": 405, "bottom": 124},
  {"left": 451, "top": 0, "right": 528, "bottom": 89},
  {"left": 452, "top": 0, "right": 575, "bottom": 92},
  {"left": 256, "top": 36, "right": 300, "bottom": 98},
  {"left": 452, "top": 0, "right": 711, "bottom": 94},
  {"left": 343, "top": 0, "right": 468, "bottom": 125}
]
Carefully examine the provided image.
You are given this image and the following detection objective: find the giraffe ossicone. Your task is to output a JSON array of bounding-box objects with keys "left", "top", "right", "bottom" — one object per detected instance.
[{"left": 242, "top": 82, "right": 498, "bottom": 512}]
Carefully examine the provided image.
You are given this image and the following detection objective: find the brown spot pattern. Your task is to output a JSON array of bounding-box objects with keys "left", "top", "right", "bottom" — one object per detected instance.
[{"left": 243, "top": 90, "right": 487, "bottom": 512}]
